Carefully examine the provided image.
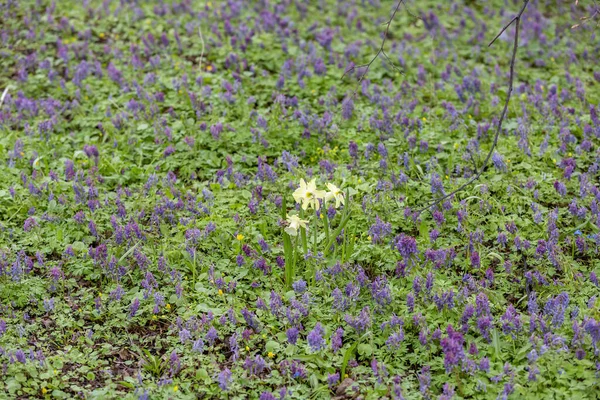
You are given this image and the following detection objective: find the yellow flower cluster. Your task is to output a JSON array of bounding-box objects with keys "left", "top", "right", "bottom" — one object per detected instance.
[
  {"left": 291, "top": 179, "right": 344, "bottom": 211},
  {"left": 284, "top": 179, "right": 346, "bottom": 236}
]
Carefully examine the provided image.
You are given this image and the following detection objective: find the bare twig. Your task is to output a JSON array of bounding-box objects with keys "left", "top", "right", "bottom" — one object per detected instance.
[
  {"left": 341, "top": 0, "right": 417, "bottom": 94},
  {"left": 571, "top": 0, "right": 600, "bottom": 29},
  {"left": 467, "top": 150, "right": 479, "bottom": 175},
  {"left": 416, "top": 0, "right": 530, "bottom": 214}
]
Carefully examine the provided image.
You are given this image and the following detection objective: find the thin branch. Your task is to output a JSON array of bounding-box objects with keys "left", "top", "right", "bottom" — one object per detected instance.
[
  {"left": 417, "top": 0, "right": 530, "bottom": 214},
  {"left": 571, "top": 0, "right": 600, "bottom": 29},
  {"left": 341, "top": 0, "right": 412, "bottom": 94},
  {"left": 467, "top": 150, "right": 479, "bottom": 175}
]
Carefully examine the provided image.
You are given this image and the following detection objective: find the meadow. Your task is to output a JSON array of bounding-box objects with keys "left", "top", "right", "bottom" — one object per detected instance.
[{"left": 0, "top": 0, "right": 599, "bottom": 398}]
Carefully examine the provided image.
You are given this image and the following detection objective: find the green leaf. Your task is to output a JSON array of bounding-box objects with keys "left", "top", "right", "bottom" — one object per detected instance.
[
  {"left": 357, "top": 343, "right": 373, "bottom": 357},
  {"left": 341, "top": 342, "right": 358, "bottom": 378}
]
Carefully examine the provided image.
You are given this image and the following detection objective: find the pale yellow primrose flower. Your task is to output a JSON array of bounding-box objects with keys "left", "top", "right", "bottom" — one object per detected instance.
[
  {"left": 292, "top": 179, "right": 326, "bottom": 210},
  {"left": 325, "top": 183, "right": 345, "bottom": 208},
  {"left": 284, "top": 214, "right": 309, "bottom": 236}
]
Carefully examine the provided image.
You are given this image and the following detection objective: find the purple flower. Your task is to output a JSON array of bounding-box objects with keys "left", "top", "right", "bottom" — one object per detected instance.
[
  {"left": 217, "top": 368, "right": 232, "bottom": 390},
  {"left": 386, "top": 329, "right": 405, "bottom": 349},
  {"left": 129, "top": 298, "right": 140, "bottom": 317},
  {"left": 341, "top": 96, "right": 354, "bottom": 120},
  {"left": 475, "top": 293, "right": 490, "bottom": 317},
  {"left": 470, "top": 251, "right": 480, "bottom": 269},
  {"left": 307, "top": 323, "right": 326, "bottom": 352},
  {"left": 584, "top": 318, "right": 600, "bottom": 349},
  {"left": 433, "top": 210, "right": 445, "bottom": 227},
  {"left": 591, "top": 272, "right": 598, "bottom": 287},
  {"left": 430, "top": 173, "right": 445, "bottom": 196},
  {"left": 492, "top": 152, "right": 507, "bottom": 172},
  {"left": 185, "top": 228, "right": 202, "bottom": 243},
  {"left": 15, "top": 349, "right": 27, "bottom": 363},
  {"left": 477, "top": 316, "right": 493, "bottom": 342},
  {"left": 348, "top": 141, "right": 358, "bottom": 159},
  {"left": 407, "top": 292, "right": 415, "bottom": 313},
  {"left": 260, "top": 392, "right": 277, "bottom": 400},
  {"left": 418, "top": 366, "right": 431, "bottom": 395},
  {"left": 554, "top": 180, "right": 567, "bottom": 196},
  {"left": 83, "top": 144, "right": 99, "bottom": 160},
  {"left": 440, "top": 325, "right": 465, "bottom": 373},
  {"left": 368, "top": 216, "right": 392, "bottom": 244},
  {"left": 253, "top": 258, "right": 270, "bottom": 275},
  {"left": 169, "top": 351, "right": 181, "bottom": 376},
  {"left": 286, "top": 327, "right": 299, "bottom": 345},
  {"left": 236, "top": 255, "right": 244, "bottom": 266},
  {"left": 344, "top": 307, "right": 371, "bottom": 333},
  {"left": 479, "top": 357, "right": 490, "bottom": 372},
  {"left": 163, "top": 145, "right": 175, "bottom": 157},
  {"left": 331, "top": 327, "right": 343, "bottom": 352},
  {"left": 500, "top": 305, "right": 522, "bottom": 337},
  {"left": 497, "top": 232, "right": 508, "bottom": 246},
  {"left": 205, "top": 326, "right": 219, "bottom": 346},
  {"left": 241, "top": 309, "right": 261, "bottom": 332},
  {"left": 429, "top": 229, "right": 439, "bottom": 243},
  {"left": 327, "top": 372, "right": 340, "bottom": 387},
  {"left": 370, "top": 276, "right": 392, "bottom": 307},
  {"left": 23, "top": 217, "right": 38, "bottom": 231},
  {"left": 292, "top": 280, "right": 307, "bottom": 294},
  {"left": 544, "top": 292, "right": 569, "bottom": 328},
  {"left": 394, "top": 234, "right": 418, "bottom": 259}
]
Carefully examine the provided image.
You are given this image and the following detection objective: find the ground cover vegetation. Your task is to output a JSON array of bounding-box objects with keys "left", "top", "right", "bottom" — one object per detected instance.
[{"left": 0, "top": 0, "right": 599, "bottom": 398}]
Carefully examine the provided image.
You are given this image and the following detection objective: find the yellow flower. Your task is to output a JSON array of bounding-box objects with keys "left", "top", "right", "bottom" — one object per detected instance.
[
  {"left": 166, "top": 304, "right": 171, "bottom": 310},
  {"left": 292, "top": 179, "right": 325, "bottom": 210},
  {"left": 42, "top": 388, "right": 48, "bottom": 395},
  {"left": 152, "top": 315, "right": 157, "bottom": 320},
  {"left": 173, "top": 385, "right": 179, "bottom": 392},
  {"left": 245, "top": 346, "right": 250, "bottom": 351},
  {"left": 99, "top": 33, "right": 105, "bottom": 39},
  {"left": 267, "top": 352, "right": 275, "bottom": 358},
  {"left": 284, "top": 214, "right": 309, "bottom": 236},
  {"left": 325, "top": 183, "right": 345, "bottom": 208},
  {"left": 206, "top": 65, "right": 213, "bottom": 71},
  {"left": 236, "top": 234, "right": 244, "bottom": 241},
  {"left": 218, "top": 289, "right": 223, "bottom": 296}
]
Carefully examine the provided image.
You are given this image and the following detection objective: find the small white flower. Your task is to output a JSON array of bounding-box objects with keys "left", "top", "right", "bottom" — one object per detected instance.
[
  {"left": 325, "top": 183, "right": 345, "bottom": 208},
  {"left": 284, "top": 214, "right": 309, "bottom": 236}
]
